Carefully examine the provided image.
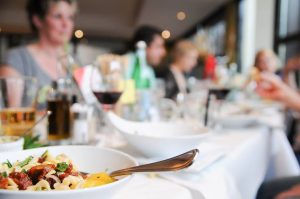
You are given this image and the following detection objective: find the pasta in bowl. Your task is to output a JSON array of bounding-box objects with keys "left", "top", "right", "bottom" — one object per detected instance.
[{"left": 0, "top": 146, "right": 137, "bottom": 199}]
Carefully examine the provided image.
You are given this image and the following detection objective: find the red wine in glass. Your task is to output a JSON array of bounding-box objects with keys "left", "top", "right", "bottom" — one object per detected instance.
[{"left": 93, "top": 91, "right": 122, "bottom": 110}]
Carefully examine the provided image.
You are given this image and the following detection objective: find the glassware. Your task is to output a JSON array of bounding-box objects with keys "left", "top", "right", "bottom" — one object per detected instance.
[
  {"left": 91, "top": 55, "right": 125, "bottom": 112},
  {"left": 204, "top": 88, "right": 231, "bottom": 129},
  {"left": 182, "top": 91, "right": 207, "bottom": 123},
  {"left": 155, "top": 98, "right": 178, "bottom": 121},
  {"left": 90, "top": 55, "right": 126, "bottom": 147},
  {"left": 131, "top": 41, "right": 151, "bottom": 89},
  {"left": 47, "top": 80, "right": 71, "bottom": 142},
  {"left": 154, "top": 78, "right": 166, "bottom": 99},
  {"left": 0, "top": 77, "right": 38, "bottom": 136}
]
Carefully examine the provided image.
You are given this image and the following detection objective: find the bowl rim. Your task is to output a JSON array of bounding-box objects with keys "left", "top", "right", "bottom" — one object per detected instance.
[
  {"left": 0, "top": 145, "right": 138, "bottom": 195},
  {"left": 115, "top": 124, "right": 211, "bottom": 140},
  {"left": 108, "top": 112, "right": 211, "bottom": 140}
]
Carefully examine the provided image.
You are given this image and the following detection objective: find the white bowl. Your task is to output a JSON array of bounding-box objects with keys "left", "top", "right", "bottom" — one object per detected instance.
[
  {"left": 0, "top": 145, "right": 137, "bottom": 199},
  {"left": 0, "top": 136, "right": 24, "bottom": 152},
  {"left": 108, "top": 112, "right": 210, "bottom": 158}
]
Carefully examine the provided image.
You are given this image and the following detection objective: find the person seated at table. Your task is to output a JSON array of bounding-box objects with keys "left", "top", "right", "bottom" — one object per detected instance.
[
  {"left": 124, "top": 25, "right": 166, "bottom": 88},
  {"left": 0, "top": 0, "right": 77, "bottom": 89},
  {"left": 164, "top": 40, "right": 198, "bottom": 99},
  {"left": 254, "top": 49, "right": 281, "bottom": 75},
  {"left": 256, "top": 73, "right": 300, "bottom": 112},
  {"left": 255, "top": 73, "right": 300, "bottom": 199}
]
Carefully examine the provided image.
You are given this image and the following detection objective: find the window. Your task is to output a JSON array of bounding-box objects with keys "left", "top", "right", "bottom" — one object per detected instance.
[{"left": 275, "top": 0, "right": 300, "bottom": 63}]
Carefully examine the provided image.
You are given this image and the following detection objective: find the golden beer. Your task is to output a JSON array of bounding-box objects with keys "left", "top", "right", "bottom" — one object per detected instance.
[{"left": 0, "top": 108, "right": 36, "bottom": 136}]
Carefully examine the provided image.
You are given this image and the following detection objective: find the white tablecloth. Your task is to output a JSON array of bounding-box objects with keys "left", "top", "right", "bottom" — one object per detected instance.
[{"left": 111, "top": 126, "right": 300, "bottom": 199}]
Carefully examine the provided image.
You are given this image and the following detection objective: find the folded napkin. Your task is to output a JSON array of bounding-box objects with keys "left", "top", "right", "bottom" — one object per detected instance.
[
  {"left": 134, "top": 142, "right": 227, "bottom": 174},
  {"left": 185, "top": 143, "right": 226, "bottom": 173}
]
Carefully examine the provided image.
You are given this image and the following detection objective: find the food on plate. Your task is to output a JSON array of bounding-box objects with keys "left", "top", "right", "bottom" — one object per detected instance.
[
  {"left": 82, "top": 173, "right": 115, "bottom": 188},
  {"left": 0, "top": 151, "right": 115, "bottom": 191}
]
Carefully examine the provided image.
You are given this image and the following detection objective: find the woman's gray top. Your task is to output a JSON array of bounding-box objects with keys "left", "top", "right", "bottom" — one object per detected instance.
[
  {"left": 3, "top": 46, "right": 54, "bottom": 109},
  {"left": 4, "top": 46, "right": 52, "bottom": 88}
]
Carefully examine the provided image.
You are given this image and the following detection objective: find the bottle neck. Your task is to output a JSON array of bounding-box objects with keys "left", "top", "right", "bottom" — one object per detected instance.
[
  {"left": 136, "top": 48, "right": 147, "bottom": 67},
  {"left": 131, "top": 45, "right": 151, "bottom": 89}
]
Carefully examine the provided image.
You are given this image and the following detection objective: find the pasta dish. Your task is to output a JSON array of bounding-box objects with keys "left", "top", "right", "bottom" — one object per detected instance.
[{"left": 0, "top": 151, "right": 115, "bottom": 191}]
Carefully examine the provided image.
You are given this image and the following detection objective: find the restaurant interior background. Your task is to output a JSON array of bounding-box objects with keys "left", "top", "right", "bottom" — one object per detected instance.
[
  {"left": 0, "top": 0, "right": 299, "bottom": 78},
  {"left": 1, "top": 0, "right": 300, "bottom": 198}
]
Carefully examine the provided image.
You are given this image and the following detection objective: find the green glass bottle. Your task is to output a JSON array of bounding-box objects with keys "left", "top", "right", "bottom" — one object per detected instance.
[{"left": 131, "top": 41, "right": 150, "bottom": 89}]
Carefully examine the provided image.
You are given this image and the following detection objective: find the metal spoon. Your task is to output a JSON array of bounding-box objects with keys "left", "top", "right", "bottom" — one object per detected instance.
[
  {"left": 108, "top": 149, "right": 199, "bottom": 177},
  {"left": 23, "top": 111, "right": 52, "bottom": 136}
]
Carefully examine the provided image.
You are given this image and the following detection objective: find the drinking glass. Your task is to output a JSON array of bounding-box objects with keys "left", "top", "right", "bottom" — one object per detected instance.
[
  {"left": 90, "top": 58, "right": 125, "bottom": 111},
  {"left": 0, "top": 77, "right": 38, "bottom": 136},
  {"left": 90, "top": 55, "right": 126, "bottom": 147}
]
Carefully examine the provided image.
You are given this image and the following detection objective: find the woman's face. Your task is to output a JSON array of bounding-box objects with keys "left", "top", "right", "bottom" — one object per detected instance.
[
  {"left": 146, "top": 35, "right": 166, "bottom": 67},
  {"left": 255, "top": 52, "right": 277, "bottom": 73},
  {"left": 178, "top": 50, "right": 198, "bottom": 73},
  {"left": 36, "top": 1, "right": 76, "bottom": 45}
]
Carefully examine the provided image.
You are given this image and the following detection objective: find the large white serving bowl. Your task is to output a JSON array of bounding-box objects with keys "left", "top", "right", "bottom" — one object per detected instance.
[
  {"left": 108, "top": 112, "right": 211, "bottom": 158},
  {"left": 0, "top": 145, "right": 137, "bottom": 199}
]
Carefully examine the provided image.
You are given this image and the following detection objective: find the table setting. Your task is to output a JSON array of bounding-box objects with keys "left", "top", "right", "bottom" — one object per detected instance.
[
  {"left": 0, "top": 57, "right": 299, "bottom": 199},
  {"left": 98, "top": 90, "right": 299, "bottom": 199}
]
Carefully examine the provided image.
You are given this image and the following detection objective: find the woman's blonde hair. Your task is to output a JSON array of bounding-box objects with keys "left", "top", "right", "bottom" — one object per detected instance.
[
  {"left": 254, "top": 49, "right": 281, "bottom": 70},
  {"left": 172, "top": 40, "right": 198, "bottom": 62}
]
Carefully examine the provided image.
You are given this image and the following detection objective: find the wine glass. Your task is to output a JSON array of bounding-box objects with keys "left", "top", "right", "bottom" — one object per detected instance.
[
  {"left": 90, "top": 55, "right": 126, "bottom": 147},
  {"left": 204, "top": 88, "right": 231, "bottom": 129},
  {"left": 90, "top": 56, "right": 125, "bottom": 111}
]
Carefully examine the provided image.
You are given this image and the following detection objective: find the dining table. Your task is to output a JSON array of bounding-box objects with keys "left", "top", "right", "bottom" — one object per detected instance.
[
  {"left": 99, "top": 106, "right": 300, "bottom": 199},
  {"left": 34, "top": 98, "right": 300, "bottom": 199}
]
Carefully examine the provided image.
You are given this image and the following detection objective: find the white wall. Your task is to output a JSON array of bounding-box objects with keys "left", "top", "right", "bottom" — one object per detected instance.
[
  {"left": 241, "top": 0, "right": 276, "bottom": 73},
  {"left": 255, "top": 0, "right": 275, "bottom": 53},
  {"left": 241, "top": 0, "right": 257, "bottom": 73},
  {"left": 75, "top": 40, "right": 126, "bottom": 66},
  {"left": 76, "top": 43, "right": 110, "bottom": 66}
]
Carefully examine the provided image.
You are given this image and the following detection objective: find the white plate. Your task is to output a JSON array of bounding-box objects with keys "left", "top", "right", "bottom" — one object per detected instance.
[
  {"left": 113, "top": 175, "right": 198, "bottom": 199},
  {"left": 0, "top": 145, "right": 137, "bottom": 199}
]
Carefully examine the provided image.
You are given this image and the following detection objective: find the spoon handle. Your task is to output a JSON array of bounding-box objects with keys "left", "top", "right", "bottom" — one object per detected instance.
[
  {"left": 110, "top": 149, "right": 199, "bottom": 177},
  {"left": 23, "top": 111, "right": 51, "bottom": 136}
]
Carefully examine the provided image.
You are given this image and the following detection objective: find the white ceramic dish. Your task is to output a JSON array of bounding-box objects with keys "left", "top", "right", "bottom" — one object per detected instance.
[
  {"left": 0, "top": 145, "right": 137, "bottom": 199},
  {"left": 0, "top": 136, "right": 24, "bottom": 152},
  {"left": 108, "top": 112, "right": 211, "bottom": 158}
]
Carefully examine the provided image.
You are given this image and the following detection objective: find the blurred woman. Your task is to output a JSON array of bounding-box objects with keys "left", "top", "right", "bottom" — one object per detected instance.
[
  {"left": 256, "top": 73, "right": 300, "bottom": 111},
  {"left": 0, "top": 0, "right": 77, "bottom": 88},
  {"left": 165, "top": 40, "right": 198, "bottom": 99},
  {"left": 254, "top": 49, "right": 280, "bottom": 74}
]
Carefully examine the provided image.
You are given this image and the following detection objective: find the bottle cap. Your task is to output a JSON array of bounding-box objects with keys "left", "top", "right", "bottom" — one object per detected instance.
[{"left": 136, "top": 41, "right": 147, "bottom": 49}]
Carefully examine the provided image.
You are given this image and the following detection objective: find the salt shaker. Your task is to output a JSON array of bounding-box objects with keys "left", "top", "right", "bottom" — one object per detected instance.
[{"left": 71, "top": 103, "right": 89, "bottom": 144}]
